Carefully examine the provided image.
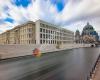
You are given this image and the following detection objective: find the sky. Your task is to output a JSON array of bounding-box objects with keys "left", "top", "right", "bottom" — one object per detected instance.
[{"left": 0, "top": 0, "right": 100, "bottom": 34}]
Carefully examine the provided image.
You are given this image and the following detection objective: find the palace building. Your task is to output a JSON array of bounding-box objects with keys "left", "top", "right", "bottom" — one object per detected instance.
[{"left": 0, "top": 20, "right": 74, "bottom": 45}]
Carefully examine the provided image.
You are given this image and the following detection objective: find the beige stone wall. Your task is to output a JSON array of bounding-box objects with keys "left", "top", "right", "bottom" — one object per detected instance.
[
  {"left": 9, "top": 29, "right": 15, "bottom": 44},
  {"left": 0, "top": 21, "right": 36, "bottom": 44},
  {"left": 0, "top": 20, "right": 74, "bottom": 45},
  {"left": 19, "top": 22, "right": 36, "bottom": 44},
  {"left": 0, "top": 32, "right": 7, "bottom": 44}
]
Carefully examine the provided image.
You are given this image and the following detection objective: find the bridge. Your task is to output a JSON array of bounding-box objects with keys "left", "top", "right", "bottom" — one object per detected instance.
[
  {"left": 90, "top": 41, "right": 100, "bottom": 47},
  {"left": 95, "top": 42, "right": 100, "bottom": 46}
]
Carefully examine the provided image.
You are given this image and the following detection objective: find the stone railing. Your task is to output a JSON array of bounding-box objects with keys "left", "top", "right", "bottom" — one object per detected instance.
[
  {"left": 0, "top": 43, "right": 90, "bottom": 59},
  {"left": 87, "top": 54, "right": 100, "bottom": 80}
]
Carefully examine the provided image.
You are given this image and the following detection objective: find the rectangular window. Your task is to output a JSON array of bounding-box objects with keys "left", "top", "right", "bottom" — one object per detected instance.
[
  {"left": 53, "top": 40, "right": 54, "bottom": 44},
  {"left": 40, "top": 23, "right": 44, "bottom": 27},
  {"left": 46, "top": 34, "right": 48, "bottom": 38},
  {"left": 40, "top": 23, "right": 42, "bottom": 27},
  {"left": 40, "top": 40, "right": 42, "bottom": 44},
  {"left": 29, "top": 34, "right": 32, "bottom": 38},
  {"left": 53, "top": 36, "right": 54, "bottom": 39},
  {"left": 42, "top": 24, "right": 45, "bottom": 27},
  {"left": 43, "top": 40, "right": 45, "bottom": 43},
  {"left": 55, "top": 40, "right": 56, "bottom": 44},
  {"left": 53, "top": 31, "right": 54, "bottom": 34},
  {"left": 46, "top": 30, "right": 48, "bottom": 33},
  {"left": 51, "top": 35, "right": 52, "bottom": 39},
  {"left": 40, "top": 28, "right": 42, "bottom": 32},
  {"left": 29, "top": 40, "right": 31, "bottom": 44},
  {"left": 40, "top": 34, "right": 42, "bottom": 38},
  {"left": 51, "top": 31, "right": 52, "bottom": 34},
  {"left": 35, "top": 40, "right": 36, "bottom": 44},
  {"left": 49, "top": 35, "right": 50, "bottom": 39},
  {"left": 43, "top": 29, "right": 45, "bottom": 33},
  {"left": 49, "top": 30, "right": 50, "bottom": 33},
  {"left": 51, "top": 40, "right": 52, "bottom": 44},
  {"left": 43, "top": 34, "right": 45, "bottom": 39},
  {"left": 49, "top": 40, "right": 50, "bottom": 44}
]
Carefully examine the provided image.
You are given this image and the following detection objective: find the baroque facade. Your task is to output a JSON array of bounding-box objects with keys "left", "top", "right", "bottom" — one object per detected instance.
[
  {"left": 0, "top": 20, "right": 74, "bottom": 45},
  {"left": 75, "top": 22, "right": 99, "bottom": 43}
]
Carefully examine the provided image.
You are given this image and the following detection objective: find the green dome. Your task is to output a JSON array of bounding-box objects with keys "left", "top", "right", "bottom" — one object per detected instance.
[
  {"left": 82, "top": 22, "right": 98, "bottom": 39},
  {"left": 76, "top": 29, "right": 79, "bottom": 32},
  {"left": 75, "top": 29, "right": 80, "bottom": 36},
  {"left": 83, "top": 22, "right": 94, "bottom": 31}
]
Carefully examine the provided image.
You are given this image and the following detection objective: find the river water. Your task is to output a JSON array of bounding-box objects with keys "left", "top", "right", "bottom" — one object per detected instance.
[{"left": 0, "top": 47, "right": 100, "bottom": 80}]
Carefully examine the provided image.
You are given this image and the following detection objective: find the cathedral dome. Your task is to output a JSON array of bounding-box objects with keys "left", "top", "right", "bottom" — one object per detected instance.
[
  {"left": 75, "top": 22, "right": 99, "bottom": 43},
  {"left": 82, "top": 22, "right": 96, "bottom": 36},
  {"left": 83, "top": 22, "right": 94, "bottom": 31}
]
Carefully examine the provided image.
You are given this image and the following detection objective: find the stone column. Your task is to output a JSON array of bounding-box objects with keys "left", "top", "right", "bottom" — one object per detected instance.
[{"left": 35, "top": 20, "right": 40, "bottom": 44}]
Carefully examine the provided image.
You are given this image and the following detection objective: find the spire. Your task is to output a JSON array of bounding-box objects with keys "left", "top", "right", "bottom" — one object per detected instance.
[{"left": 87, "top": 22, "right": 89, "bottom": 25}]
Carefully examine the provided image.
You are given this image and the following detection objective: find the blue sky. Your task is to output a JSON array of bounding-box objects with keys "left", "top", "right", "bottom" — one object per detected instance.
[{"left": 0, "top": 0, "right": 100, "bottom": 34}]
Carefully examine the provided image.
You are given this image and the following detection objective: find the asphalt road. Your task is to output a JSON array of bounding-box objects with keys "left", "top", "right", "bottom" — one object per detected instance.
[{"left": 0, "top": 47, "right": 100, "bottom": 80}]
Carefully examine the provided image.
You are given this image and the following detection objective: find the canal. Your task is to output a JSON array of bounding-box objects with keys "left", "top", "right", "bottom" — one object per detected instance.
[{"left": 0, "top": 47, "right": 100, "bottom": 80}]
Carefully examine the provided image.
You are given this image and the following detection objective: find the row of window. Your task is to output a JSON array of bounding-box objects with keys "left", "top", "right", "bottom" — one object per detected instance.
[
  {"left": 40, "top": 28, "right": 73, "bottom": 36},
  {"left": 40, "top": 23, "right": 71, "bottom": 34},
  {"left": 13, "top": 40, "right": 35, "bottom": 44},
  {"left": 40, "top": 40, "right": 72, "bottom": 44},
  {"left": 20, "top": 40, "right": 33, "bottom": 44},
  {"left": 19, "top": 34, "right": 33, "bottom": 39},
  {"left": 40, "top": 23, "right": 57, "bottom": 30},
  {"left": 0, "top": 33, "right": 33, "bottom": 41},
  {"left": 40, "top": 33, "right": 73, "bottom": 40},
  {"left": 40, "top": 28, "right": 55, "bottom": 33},
  {"left": 20, "top": 27, "right": 33, "bottom": 33},
  {"left": 40, "top": 40, "right": 57, "bottom": 44}
]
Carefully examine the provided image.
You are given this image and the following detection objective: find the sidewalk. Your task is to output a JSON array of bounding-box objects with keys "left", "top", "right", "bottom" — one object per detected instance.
[{"left": 93, "top": 60, "right": 100, "bottom": 80}]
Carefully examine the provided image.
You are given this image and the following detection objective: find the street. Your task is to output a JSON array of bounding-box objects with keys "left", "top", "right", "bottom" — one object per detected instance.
[{"left": 0, "top": 47, "right": 100, "bottom": 80}]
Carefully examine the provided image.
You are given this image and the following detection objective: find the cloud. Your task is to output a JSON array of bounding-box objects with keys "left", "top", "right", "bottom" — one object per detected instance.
[
  {"left": 0, "top": 22, "right": 17, "bottom": 33},
  {"left": 0, "top": 0, "right": 100, "bottom": 34},
  {"left": 54, "top": 0, "right": 100, "bottom": 34},
  {"left": 55, "top": 0, "right": 100, "bottom": 24}
]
